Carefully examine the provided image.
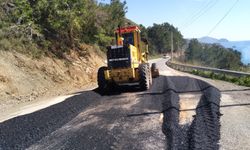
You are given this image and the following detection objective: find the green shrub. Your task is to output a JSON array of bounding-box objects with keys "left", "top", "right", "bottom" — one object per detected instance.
[
  {"left": 189, "top": 69, "right": 250, "bottom": 87},
  {"left": 209, "top": 72, "right": 215, "bottom": 79}
]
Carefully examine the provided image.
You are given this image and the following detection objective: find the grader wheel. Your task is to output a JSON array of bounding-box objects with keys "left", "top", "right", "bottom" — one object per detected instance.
[
  {"left": 97, "top": 66, "right": 110, "bottom": 93},
  {"left": 139, "top": 63, "right": 151, "bottom": 90},
  {"left": 151, "top": 63, "right": 160, "bottom": 78}
]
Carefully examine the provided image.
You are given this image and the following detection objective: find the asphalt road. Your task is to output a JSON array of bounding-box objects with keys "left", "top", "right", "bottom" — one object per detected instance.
[{"left": 0, "top": 59, "right": 249, "bottom": 150}]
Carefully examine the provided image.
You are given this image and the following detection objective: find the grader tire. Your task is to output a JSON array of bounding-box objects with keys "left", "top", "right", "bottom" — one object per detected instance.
[
  {"left": 151, "top": 63, "right": 160, "bottom": 78},
  {"left": 151, "top": 63, "right": 157, "bottom": 70},
  {"left": 97, "top": 66, "right": 109, "bottom": 93},
  {"left": 139, "top": 64, "right": 151, "bottom": 90}
]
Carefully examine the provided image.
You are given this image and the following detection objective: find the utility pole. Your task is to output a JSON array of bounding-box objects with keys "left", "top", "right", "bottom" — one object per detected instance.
[{"left": 170, "top": 31, "right": 174, "bottom": 62}]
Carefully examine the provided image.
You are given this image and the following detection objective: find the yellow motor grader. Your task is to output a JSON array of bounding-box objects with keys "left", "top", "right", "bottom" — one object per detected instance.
[{"left": 98, "top": 26, "right": 159, "bottom": 92}]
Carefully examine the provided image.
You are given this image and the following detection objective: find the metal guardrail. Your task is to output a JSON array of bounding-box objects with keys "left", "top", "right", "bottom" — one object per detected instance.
[{"left": 166, "top": 62, "right": 250, "bottom": 77}]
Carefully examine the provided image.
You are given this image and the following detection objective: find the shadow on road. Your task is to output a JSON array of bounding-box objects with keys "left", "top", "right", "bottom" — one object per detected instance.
[
  {"left": 93, "top": 84, "right": 142, "bottom": 96},
  {"left": 127, "top": 102, "right": 250, "bottom": 117}
]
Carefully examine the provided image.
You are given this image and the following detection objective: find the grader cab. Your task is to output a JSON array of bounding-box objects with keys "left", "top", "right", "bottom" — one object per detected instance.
[{"left": 97, "top": 26, "right": 159, "bottom": 92}]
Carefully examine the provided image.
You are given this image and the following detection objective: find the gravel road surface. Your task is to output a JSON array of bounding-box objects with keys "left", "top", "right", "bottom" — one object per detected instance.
[{"left": 0, "top": 59, "right": 249, "bottom": 150}]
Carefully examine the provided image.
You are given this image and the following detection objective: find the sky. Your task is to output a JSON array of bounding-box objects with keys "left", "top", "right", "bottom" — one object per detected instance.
[{"left": 99, "top": 0, "right": 250, "bottom": 41}]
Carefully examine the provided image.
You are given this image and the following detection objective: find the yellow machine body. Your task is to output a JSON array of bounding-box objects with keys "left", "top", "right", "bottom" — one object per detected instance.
[
  {"left": 104, "top": 26, "right": 148, "bottom": 84},
  {"left": 104, "top": 68, "right": 139, "bottom": 83}
]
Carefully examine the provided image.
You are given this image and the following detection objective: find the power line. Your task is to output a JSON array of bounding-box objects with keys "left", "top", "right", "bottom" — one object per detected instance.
[
  {"left": 181, "top": 0, "right": 215, "bottom": 28},
  {"left": 180, "top": 0, "right": 219, "bottom": 31},
  {"left": 179, "top": 0, "right": 213, "bottom": 28},
  {"left": 183, "top": 0, "right": 219, "bottom": 30},
  {"left": 207, "top": 0, "right": 240, "bottom": 36}
]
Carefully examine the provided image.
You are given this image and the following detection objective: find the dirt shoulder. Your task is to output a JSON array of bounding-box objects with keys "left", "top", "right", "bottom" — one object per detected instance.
[{"left": 0, "top": 46, "right": 104, "bottom": 114}]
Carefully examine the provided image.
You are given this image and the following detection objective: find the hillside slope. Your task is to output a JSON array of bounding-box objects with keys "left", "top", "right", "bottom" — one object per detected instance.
[{"left": 0, "top": 45, "right": 104, "bottom": 112}]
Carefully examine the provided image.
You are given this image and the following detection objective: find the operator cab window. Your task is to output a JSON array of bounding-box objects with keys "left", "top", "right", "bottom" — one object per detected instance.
[{"left": 122, "top": 33, "right": 134, "bottom": 46}]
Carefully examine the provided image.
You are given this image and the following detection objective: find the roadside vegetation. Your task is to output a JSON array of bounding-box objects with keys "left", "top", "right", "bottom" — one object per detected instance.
[
  {"left": 140, "top": 23, "right": 185, "bottom": 55},
  {"left": 174, "top": 39, "right": 250, "bottom": 86},
  {"left": 0, "top": 0, "right": 186, "bottom": 59},
  {"left": 191, "top": 70, "right": 250, "bottom": 87},
  {"left": 184, "top": 39, "right": 243, "bottom": 70},
  {"left": 0, "top": 0, "right": 127, "bottom": 58}
]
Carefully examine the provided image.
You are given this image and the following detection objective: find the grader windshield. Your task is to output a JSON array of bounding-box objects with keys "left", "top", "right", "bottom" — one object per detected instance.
[
  {"left": 120, "top": 33, "right": 134, "bottom": 46},
  {"left": 115, "top": 26, "right": 140, "bottom": 47}
]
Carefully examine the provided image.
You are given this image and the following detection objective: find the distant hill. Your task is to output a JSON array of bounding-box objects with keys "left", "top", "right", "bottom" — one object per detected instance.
[
  {"left": 199, "top": 36, "right": 219, "bottom": 43},
  {"left": 198, "top": 36, "right": 250, "bottom": 64}
]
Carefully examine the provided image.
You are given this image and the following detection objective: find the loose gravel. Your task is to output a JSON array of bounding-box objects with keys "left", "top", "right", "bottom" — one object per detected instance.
[{"left": 161, "top": 76, "right": 221, "bottom": 150}]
